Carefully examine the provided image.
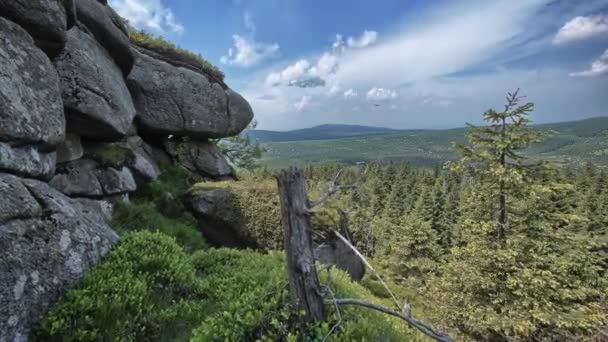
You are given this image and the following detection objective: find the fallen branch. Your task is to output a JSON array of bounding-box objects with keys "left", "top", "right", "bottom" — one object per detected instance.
[{"left": 326, "top": 298, "right": 454, "bottom": 342}]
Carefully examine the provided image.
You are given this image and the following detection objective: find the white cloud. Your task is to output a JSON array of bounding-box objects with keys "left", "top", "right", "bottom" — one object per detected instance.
[
  {"left": 366, "top": 87, "right": 398, "bottom": 101},
  {"left": 347, "top": 30, "right": 378, "bottom": 48},
  {"left": 553, "top": 14, "right": 608, "bottom": 45},
  {"left": 244, "top": 11, "right": 256, "bottom": 32},
  {"left": 294, "top": 96, "right": 311, "bottom": 112},
  {"left": 328, "top": 84, "right": 341, "bottom": 96},
  {"left": 332, "top": 34, "right": 346, "bottom": 52},
  {"left": 308, "top": 53, "right": 340, "bottom": 78},
  {"left": 335, "top": 1, "right": 553, "bottom": 88},
  {"left": 221, "top": 34, "right": 279, "bottom": 67},
  {"left": 343, "top": 88, "right": 358, "bottom": 99},
  {"left": 266, "top": 59, "right": 311, "bottom": 86},
  {"left": 109, "top": 0, "right": 184, "bottom": 33},
  {"left": 570, "top": 49, "right": 608, "bottom": 77}
]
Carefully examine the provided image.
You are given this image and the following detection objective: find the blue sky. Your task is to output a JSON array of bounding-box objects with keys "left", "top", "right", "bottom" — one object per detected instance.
[{"left": 111, "top": 0, "right": 608, "bottom": 130}]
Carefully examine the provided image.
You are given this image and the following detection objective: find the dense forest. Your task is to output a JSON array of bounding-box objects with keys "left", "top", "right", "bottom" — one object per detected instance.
[{"left": 247, "top": 93, "right": 608, "bottom": 340}]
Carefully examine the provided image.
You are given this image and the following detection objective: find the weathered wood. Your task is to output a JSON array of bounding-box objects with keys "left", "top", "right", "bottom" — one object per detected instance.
[{"left": 277, "top": 168, "right": 325, "bottom": 323}]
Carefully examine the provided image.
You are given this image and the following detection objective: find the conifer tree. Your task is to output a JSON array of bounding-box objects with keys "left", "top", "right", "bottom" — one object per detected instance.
[{"left": 426, "top": 90, "right": 606, "bottom": 340}]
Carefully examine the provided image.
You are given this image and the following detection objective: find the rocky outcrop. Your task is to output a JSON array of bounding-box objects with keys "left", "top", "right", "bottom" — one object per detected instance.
[
  {"left": 165, "top": 139, "right": 233, "bottom": 180},
  {"left": 56, "top": 134, "right": 84, "bottom": 163},
  {"left": 1, "top": 0, "right": 258, "bottom": 337},
  {"left": 0, "top": 173, "right": 119, "bottom": 341},
  {"left": 183, "top": 183, "right": 365, "bottom": 280},
  {"left": 75, "top": 0, "right": 134, "bottom": 75},
  {"left": 0, "top": 0, "right": 71, "bottom": 56},
  {"left": 55, "top": 27, "right": 136, "bottom": 141},
  {"left": 50, "top": 158, "right": 136, "bottom": 198},
  {"left": 128, "top": 50, "right": 254, "bottom": 139},
  {"left": 0, "top": 17, "right": 65, "bottom": 179}
]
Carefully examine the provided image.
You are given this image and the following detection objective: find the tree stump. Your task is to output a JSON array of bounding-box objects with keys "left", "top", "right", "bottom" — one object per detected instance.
[{"left": 277, "top": 168, "right": 325, "bottom": 323}]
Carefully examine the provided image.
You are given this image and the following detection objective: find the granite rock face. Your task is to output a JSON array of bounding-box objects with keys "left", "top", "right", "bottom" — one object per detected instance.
[
  {"left": 164, "top": 139, "right": 233, "bottom": 180},
  {"left": 128, "top": 50, "right": 254, "bottom": 139},
  {"left": 0, "top": 173, "right": 119, "bottom": 341},
  {"left": 55, "top": 27, "right": 136, "bottom": 141},
  {"left": 0, "top": 17, "right": 65, "bottom": 179},
  {"left": 50, "top": 158, "right": 136, "bottom": 198},
  {"left": 0, "top": 0, "right": 70, "bottom": 56},
  {"left": 56, "top": 134, "right": 84, "bottom": 164},
  {"left": 75, "top": 0, "right": 134, "bottom": 74}
]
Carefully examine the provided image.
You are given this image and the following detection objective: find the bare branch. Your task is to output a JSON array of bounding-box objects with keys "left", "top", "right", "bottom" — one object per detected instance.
[
  {"left": 333, "top": 230, "right": 401, "bottom": 310},
  {"left": 326, "top": 298, "right": 454, "bottom": 342}
]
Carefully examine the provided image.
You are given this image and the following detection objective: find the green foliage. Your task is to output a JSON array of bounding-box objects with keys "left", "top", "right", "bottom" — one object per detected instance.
[
  {"left": 192, "top": 180, "right": 283, "bottom": 250},
  {"left": 424, "top": 91, "right": 608, "bottom": 340},
  {"left": 87, "top": 145, "right": 131, "bottom": 168},
  {"left": 111, "top": 165, "right": 207, "bottom": 251},
  {"left": 257, "top": 117, "right": 608, "bottom": 169},
  {"left": 190, "top": 249, "right": 421, "bottom": 341},
  {"left": 34, "top": 232, "right": 207, "bottom": 342},
  {"left": 135, "top": 165, "right": 201, "bottom": 219},
  {"left": 217, "top": 120, "right": 267, "bottom": 171},
  {"left": 128, "top": 28, "right": 224, "bottom": 82},
  {"left": 111, "top": 201, "right": 207, "bottom": 252}
]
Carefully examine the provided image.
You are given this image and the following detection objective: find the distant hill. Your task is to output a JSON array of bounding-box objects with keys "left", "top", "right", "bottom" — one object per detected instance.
[
  {"left": 247, "top": 124, "right": 399, "bottom": 142},
  {"left": 256, "top": 117, "right": 608, "bottom": 168}
]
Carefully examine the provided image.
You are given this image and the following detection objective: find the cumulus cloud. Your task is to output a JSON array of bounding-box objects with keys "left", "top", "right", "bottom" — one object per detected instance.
[
  {"left": 570, "top": 49, "right": 608, "bottom": 77},
  {"left": 266, "top": 59, "right": 311, "bottom": 86},
  {"left": 221, "top": 34, "right": 280, "bottom": 67},
  {"left": 294, "top": 96, "right": 311, "bottom": 112},
  {"left": 347, "top": 30, "right": 378, "bottom": 48},
  {"left": 308, "top": 53, "right": 340, "bottom": 78},
  {"left": 343, "top": 88, "right": 358, "bottom": 99},
  {"left": 221, "top": 11, "right": 280, "bottom": 67},
  {"left": 366, "top": 87, "right": 398, "bottom": 101},
  {"left": 264, "top": 29, "right": 375, "bottom": 88},
  {"left": 553, "top": 14, "right": 608, "bottom": 45},
  {"left": 109, "top": 0, "right": 184, "bottom": 33}
]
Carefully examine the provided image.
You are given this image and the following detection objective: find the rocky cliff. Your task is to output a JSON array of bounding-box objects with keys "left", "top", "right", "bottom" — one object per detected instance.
[{"left": 0, "top": 0, "right": 253, "bottom": 339}]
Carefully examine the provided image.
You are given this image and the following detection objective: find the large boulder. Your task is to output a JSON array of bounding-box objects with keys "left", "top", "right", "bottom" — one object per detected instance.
[
  {"left": 164, "top": 139, "right": 233, "bottom": 180},
  {"left": 0, "top": 17, "right": 65, "bottom": 179},
  {"left": 128, "top": 50, "right": 254, "bottom": 139},
  {"left": 55, "top": 27, "right": 136, "bottom": 141},
  {"left": 56, "top": 133, "right": 84, "bottom": 163},
  {"left": 75, "top": 0, "right": 134, "bottom": 74},
  {"left": 82, "top": 137, "right": 162, "bottom": 186},
  {"left": 183, "top": 181, "right": 365, "bottom": 279},
  {"left": 0, "top": 0, "right": 71, "bottom": 57},
  {"left": 50, "top": 158, "right": 136, "bottom": 198},
  {"left": 0, "top": 173, "right": 119, "bottom": 341}
]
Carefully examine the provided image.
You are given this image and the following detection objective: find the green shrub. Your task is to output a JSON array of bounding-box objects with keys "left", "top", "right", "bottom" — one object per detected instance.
[
  {"left": 134, "top": 165, "right": 201, "bottom": 219},
  {"left": 128, "top": 28, "right": 224, "bottom": 82},
  {"left": 191, "top": 180, "right": 284, "bottom": 250},
  {"left": 34, "top": 232, "right": 208, "bottom": 342},
  {"left": 190, "top": 248, "right": 423, "bottom": 341},
  {"left": 190, "top": 180, "right": 345, "bottom": 250},
  {"left": 111, "top": 201, "right": 207, "bottom": 252}
]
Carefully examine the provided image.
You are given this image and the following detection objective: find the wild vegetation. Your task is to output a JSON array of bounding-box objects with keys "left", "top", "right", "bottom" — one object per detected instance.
[
  {"left": 36, "top": 93, "right": 607, "bottom": 341},
  {"left": 128, "top": 28, "right": 225, "bottom": 82},
  {"left": 256, "top": 116, "right": 608, "bottom": 168}
]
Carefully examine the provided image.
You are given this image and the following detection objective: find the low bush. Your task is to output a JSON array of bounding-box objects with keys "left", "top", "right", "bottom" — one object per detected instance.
[
  {"left": 34, "top": 232, "right": 208, "bottom": 342},
  {"left": 111, "top": 201, "right": 207, "bottom": 252}
]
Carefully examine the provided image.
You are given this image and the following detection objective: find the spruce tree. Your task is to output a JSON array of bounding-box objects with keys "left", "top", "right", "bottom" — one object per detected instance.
[{"left": 426, "top": 90, "right": 606, "bottom": 340}]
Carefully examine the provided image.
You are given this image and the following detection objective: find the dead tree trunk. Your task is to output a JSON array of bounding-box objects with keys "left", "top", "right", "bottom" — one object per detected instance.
[{"left": 277, "top": 168, "right": 325, "bottom": 323}]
